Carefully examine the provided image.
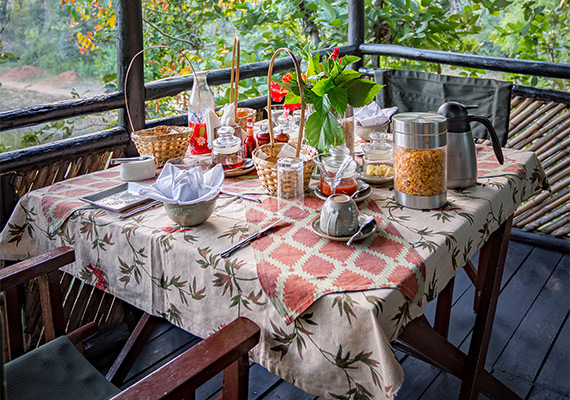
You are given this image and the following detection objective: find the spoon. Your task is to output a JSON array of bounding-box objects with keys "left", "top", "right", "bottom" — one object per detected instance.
[
  {"left": 346, "top": 216, "right": 375, "bottom": 246},
  {"left": 351, "top": 182, "right": 370, "bottom": 199}
]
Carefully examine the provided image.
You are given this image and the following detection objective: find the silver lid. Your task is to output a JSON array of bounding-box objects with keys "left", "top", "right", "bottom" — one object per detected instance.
[{"left": 392, "top": 112, "right": 447, "bottom": 135}]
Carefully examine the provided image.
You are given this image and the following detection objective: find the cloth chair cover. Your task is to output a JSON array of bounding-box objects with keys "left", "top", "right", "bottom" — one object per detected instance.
[
  {"left": 374, "top": 69, "right": 513, "bottom": 145},
  {"left": 4, "top": 335, "right": 121, "bottom": 400}
]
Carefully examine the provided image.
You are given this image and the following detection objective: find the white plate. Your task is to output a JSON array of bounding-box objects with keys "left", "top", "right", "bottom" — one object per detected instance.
[
  {"left": 356, "top": 165, "right": 394, "bottom": 185},
  {"left": 313, "top": 180, "right": 372, "bottom": 203},
  {"left": 311, "top": 215, "right": 377, "bottom": 242}
]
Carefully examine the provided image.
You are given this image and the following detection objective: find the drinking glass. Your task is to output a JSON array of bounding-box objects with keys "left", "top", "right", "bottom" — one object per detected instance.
[
  {"left": 314, "top": 153, "right": 353, "bottom": 196},
  {"left": 277, "top": 157, "right": 306, "bottom": 220}
]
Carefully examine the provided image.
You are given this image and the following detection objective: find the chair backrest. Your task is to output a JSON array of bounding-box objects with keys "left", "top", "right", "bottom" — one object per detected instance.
[
  {"left": 374, "top": 69, "right": 513, "bottom": 146},
  {"left": 0, "top": 247, "right": 75, "bottom": 360}
]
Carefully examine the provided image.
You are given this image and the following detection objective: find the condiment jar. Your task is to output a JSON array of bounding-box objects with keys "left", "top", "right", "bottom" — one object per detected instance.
[
  {"left": 392, "top": 112, "right": 447, "bottom": 209},
  {"left": 256, "top": 122, "right": 271, "bottom": 146},
  {"left": 319, "top": 151, "right": 358, "bottom": 197},
  {"left": 363, "top": 132, "right": 393, "bottom": 176},
  {"left": 212, "top": 126, "right": 244, "bottom": 170}
]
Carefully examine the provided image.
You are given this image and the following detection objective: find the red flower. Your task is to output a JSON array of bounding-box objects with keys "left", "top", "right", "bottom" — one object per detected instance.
[
  {"left": 284, "top": 102, "right": 301, "bottom": 112},
  {"left": 270, "top": 81, "right": 287, "bottom": 102},
  {"left": 282, "top": 72, "right": 294, "bottom": 83},
  {"left": 330, "top": 47, "right": 340, "bottom": 61}
]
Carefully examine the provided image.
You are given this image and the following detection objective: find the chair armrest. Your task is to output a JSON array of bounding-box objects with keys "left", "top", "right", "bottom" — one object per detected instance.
[
  {"left": 0, "top": 246, "right": 75, "bottom": 291},
  {"left": 113, "top": 317, "right": 261, "bottom": 400}
]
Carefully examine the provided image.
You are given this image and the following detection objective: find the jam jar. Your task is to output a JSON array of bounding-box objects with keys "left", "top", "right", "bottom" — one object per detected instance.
[
  {"left": 212, "top": 126, "right": 244, "bottom": 170},
  {"left": 319, "top": 150, "right": 358, "bottom": 196},
  {"left": 362, "top": 132, "right": 393, "bottom": 177}
]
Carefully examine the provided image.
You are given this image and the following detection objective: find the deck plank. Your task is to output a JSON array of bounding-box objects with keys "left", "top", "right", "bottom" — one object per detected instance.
[
  {"left": 491, "top": 253, "right": 569, "bottom": 397},
  {"left": 528, "top": 315, "right": 570, "bottom": 399}
]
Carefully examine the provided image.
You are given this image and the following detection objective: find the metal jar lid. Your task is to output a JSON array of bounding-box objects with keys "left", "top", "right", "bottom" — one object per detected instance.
[{"left": 393, "top": 112, "right": 447, "bottom": 149}]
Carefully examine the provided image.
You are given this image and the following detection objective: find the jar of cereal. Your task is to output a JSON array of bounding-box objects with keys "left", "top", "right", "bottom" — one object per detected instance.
[{"left": 392, "top": 112, "right": 447, "bottom": 209}]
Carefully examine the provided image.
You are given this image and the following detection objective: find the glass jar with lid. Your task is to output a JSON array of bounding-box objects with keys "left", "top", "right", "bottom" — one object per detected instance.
[
  {"left": 392, "top": 112, "right": 447, "bottom": 209},
  {"left": 363, "top": 132, "right": 393, "bottom": 177},
  {"left": 319, "top": 150, "right": 358, "bottom": 197},
  {"left": 212, "top": 126, "right": 244, "bottom": 170}
]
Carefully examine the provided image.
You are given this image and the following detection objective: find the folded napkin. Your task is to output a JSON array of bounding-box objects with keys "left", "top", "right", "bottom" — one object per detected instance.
[
  {"left": 138, "top": 163, "right": 224, "bottom": 205},
  {"left": 354, "top": 103, "right": 398, "bottom": 127}
]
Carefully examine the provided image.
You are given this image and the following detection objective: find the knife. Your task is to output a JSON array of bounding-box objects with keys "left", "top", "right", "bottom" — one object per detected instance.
[
  {"left": 220, "top": 216, "right": 286, "bottom": 258},
  {"left": 220, "top": 189, "right": 262, "bottom": 203}
]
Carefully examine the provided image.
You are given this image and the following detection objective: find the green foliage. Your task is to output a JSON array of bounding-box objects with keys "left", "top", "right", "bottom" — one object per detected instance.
[
  {"left": 20, "top": 120, "right": 74, "bottom": 147},
  {"left": 489, "top": 0, "right": 569, "bottom": 89}
]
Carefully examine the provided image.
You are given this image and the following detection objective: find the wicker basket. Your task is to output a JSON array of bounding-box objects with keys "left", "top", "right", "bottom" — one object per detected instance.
[
  {"left": 124, "top": 45, "right": 197, "bottom": 167},
  {"left": 252, "top": 48, "right": 317, "bottom": 194},
  {"left": 131, "top": 126, "right": 192, "bottom": 167}
]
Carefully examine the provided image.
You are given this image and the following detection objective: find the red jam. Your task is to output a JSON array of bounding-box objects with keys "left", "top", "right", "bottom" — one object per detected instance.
[{"left": 320, "top": 177, "right": 358, "bottom": 196}]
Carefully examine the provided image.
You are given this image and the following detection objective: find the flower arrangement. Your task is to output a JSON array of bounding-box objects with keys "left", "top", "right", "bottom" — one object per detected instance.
[{"left": 271, "top": 47, "right": 382, "bottom": 152}]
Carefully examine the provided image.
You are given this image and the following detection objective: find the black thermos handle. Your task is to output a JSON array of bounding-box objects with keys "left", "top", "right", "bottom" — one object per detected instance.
[{"left": 468, "top": 115, "right": 504, "bottom": 165}]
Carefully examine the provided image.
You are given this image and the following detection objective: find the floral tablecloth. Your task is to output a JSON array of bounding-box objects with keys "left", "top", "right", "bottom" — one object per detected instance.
[{"left": 0, "top": 146, "right": 546, "bottom": 399}]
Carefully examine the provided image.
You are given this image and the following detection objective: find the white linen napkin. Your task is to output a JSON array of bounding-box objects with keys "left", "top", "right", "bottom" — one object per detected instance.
[
  {"left": 138, "top": 163, "right": 224, "bottom": 205},
  {"left": 354, "top": 103, "right": 398, "bottom": 127}
]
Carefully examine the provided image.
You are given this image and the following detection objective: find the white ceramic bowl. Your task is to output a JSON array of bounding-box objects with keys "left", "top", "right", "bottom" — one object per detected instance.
[
  {"left": 163, "top": 195, "right": 218, "bottom": 227},
  {"left": 355, "top": 123, "right": 389, "bottom": 142}
]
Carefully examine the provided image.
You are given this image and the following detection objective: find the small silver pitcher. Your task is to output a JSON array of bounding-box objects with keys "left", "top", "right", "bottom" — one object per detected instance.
[{"left": 438, "top": 102, "right": 504, "bottom": 189}]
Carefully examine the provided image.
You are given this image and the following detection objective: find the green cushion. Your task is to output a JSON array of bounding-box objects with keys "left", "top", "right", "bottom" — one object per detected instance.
[
  {"left": 5, "top": 336, "right": 121, "bottom": 400},
  {"left": 374, "top": 69, "right": 513, "bottom": 146}
]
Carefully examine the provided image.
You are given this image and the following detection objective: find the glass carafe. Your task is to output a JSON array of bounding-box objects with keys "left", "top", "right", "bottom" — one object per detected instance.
[{"left": 188, "top": 71, "right": 215, "bottom": 155}]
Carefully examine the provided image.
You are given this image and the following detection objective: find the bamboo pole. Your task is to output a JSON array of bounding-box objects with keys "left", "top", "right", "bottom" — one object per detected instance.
[
  {"left": 540, "top": 214, "right": 569, "bottom": 234},
  {"left": 508, "top": 104, "right": 568, "bottom": 148},
  {"left": 509, "top": 98, "right": 535, "bottom": 122},
  {"left": 510, "top": 99, "right": 544, "bottom": 127},
  {"left": 535, "top": 130, "right": 570, "bottom": 158},
  {"left": 508, "top": 101, "right": 557, "bottom": 137},
  {"left": 527, "top": 117, "right": 570, "bottom": 153},
  {"left": 527, "top": 203, "right": 570, "bottom": 230},
  {"left": 552, "top": 224, "right": 570, "bottom": 236},
  {"left": 515, "top": 176, "right": 570, "bottom": 215},
  {"left": 540, "top": 143, "right": 570, "bottom": 169},
  {"left": 544, "top": 157, "right": 570, "bottom": 177},
  {"left": 514, "top": 188, "right": 570, "bottom": 223}
]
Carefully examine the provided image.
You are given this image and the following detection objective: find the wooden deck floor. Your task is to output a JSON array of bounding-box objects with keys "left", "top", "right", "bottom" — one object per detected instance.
[{"left": 90, "top": 237, "right": 569, "bottom": 399}]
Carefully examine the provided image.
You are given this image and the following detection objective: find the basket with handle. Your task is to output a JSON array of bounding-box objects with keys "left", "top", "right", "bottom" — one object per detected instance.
[
  {"left": 252, "top": 48, "right": 317, "bottom": 194},
  {"left": 229, "top": 37, "right": 256, "bottom": 130},
  {"left": 125, "top": 45, "right": 196, "bottom": 166}
]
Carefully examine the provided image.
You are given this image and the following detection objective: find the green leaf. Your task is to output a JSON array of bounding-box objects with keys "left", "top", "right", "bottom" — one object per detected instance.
[
  {"left": 320, "top": 0, "right": 336, "bottom": 19},
  {"left": 328, "top": 87, "right": 348, "bottom": 115},
  {"left": 346, "top": 79, "right": 382, "bottom": 107},
  {"left": 340, "top": 55, "right": 360, "bottom": 68},
  {"left": 312, "top": 77, "right": 335, "bottom": 96},
  {"left": 330, "top": 18, "right": 343, "bottom": 26}
]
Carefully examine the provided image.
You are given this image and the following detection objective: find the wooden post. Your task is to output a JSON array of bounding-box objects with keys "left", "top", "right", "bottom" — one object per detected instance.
[
  {"left": 348, "top": 0, "right": 365, "bottom": 71},
  {"left": 115, "top": 0, "right": 144, "bottom": 157}
]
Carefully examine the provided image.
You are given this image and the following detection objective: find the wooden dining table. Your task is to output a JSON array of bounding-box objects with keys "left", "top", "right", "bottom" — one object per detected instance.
[{"left": 0, "top": 144, "right": 546, "bottom": 400}]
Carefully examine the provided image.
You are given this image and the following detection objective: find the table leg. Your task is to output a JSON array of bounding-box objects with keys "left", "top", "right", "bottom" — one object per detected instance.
[
  {"left": 434, "top": 276, "right": 454, "bottom": 339},
  {"left": 396, "top": 216, "right": 518, "bottom": 400},
  {"left": 459, "top": 216, "right": 513, "bottom": 399}
]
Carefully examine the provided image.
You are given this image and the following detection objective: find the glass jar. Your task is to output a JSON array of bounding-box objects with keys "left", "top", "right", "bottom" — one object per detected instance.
[
  {"left": 392, "top": 112, "right": 447, "bottom": 209},
  {"left": 212, "top": 126, "right": 243, "bottom": 170},
  {"left": 319, "top": 154, "right": 358, "bottom": 196},
  {"left": 363, "top": 132, "right": 393, "bottom": 177}
]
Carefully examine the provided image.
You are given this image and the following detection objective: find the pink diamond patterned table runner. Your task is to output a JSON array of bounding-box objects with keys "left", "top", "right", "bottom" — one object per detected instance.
[{"left": 242, "top": 194, "right": 427, "bottom": 324}]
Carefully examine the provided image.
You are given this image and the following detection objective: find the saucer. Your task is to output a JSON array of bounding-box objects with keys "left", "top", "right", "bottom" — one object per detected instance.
[
  {"left": 212, "top": 158, "right": 255, "bottom": 177},
  {"left": 356, "top": 165, "right": 394, "bottom": 185},
  {"left": 313, "top": 180, "right": 372, "bottom": 203},
  {"left": 311, "top": 215, "right": 377, "bottom": 242}
]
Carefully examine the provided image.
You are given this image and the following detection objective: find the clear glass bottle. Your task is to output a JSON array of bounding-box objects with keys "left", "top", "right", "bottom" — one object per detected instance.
[
  {"left": 212, "top": 126, "right": 243, "bottom": 170},
  {"left": 188, "top": 72, "right": 215, "bottom": 155},
  {"left": 362, "top": 132, "right": 393, "bottom": 177}
]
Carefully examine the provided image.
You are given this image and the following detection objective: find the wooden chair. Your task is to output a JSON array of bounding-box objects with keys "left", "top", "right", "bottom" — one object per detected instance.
[{"left": 0, "top": 247, "right": 261, "bottom": 399}]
